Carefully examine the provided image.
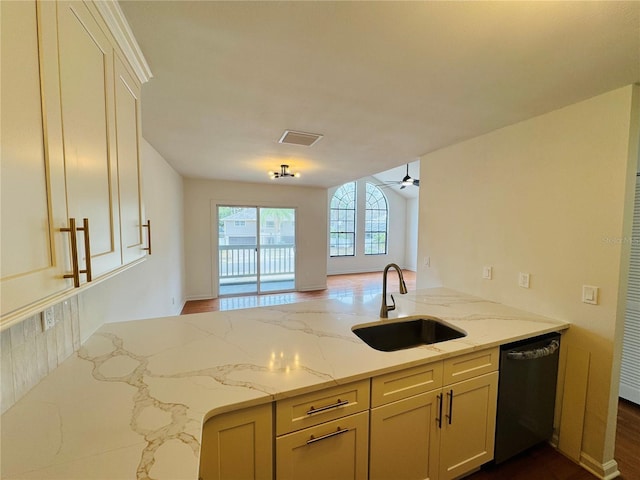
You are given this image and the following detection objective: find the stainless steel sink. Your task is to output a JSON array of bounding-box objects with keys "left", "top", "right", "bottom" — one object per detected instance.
[{"left": 352, "top": 317, "right": 467, "bottom": 352}]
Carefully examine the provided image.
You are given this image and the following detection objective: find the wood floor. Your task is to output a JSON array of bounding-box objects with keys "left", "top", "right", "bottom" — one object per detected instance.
[
  {"left": 181, "top": 272, "right": 640, "bottom": 480},
  {"left": 180, "top": 270, "right": 416, "bottom": 315},
  {"left": 615, "top": 398, "right": 640, "bottom": 479}
]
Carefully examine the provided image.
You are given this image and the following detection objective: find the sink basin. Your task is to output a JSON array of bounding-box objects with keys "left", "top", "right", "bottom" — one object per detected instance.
[{"left": 352, "top": 317, "right": 466, "bottom": 352}]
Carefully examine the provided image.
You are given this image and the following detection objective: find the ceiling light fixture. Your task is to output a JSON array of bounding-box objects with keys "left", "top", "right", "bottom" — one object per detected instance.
[{"left": 269, "top": 164, "right": 300, "bottom": 179}]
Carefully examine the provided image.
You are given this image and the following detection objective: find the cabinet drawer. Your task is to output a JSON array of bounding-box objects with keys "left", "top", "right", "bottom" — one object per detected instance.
[
  {"left": 371, "top": 362, "right": 443, "bottom": 407},
  {"left": 443, "top": 347, "right": 499, "bottom": 385},
  {"left": 276, "top": 380, "right": 370, "bottom": 435},
  {"left": 276, "top": 411, "right": 369, "bottom": 480}
]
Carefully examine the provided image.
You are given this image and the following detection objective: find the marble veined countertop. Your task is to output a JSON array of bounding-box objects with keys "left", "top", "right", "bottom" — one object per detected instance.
[{"left": 1, "top": 288, "right": 569, "bottom": 480}]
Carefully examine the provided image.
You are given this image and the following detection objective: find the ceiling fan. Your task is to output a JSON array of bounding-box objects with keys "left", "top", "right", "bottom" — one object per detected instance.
[
  {"left": 399, "top": 164, "right": 420, "bottom": 189},
  {"left": 379, "top": 164, "right": 420, "bottom": 190}
]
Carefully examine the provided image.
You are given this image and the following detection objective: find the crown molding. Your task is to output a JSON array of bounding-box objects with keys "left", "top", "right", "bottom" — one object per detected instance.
[{"left": 93, "top": 0, "right": 153, "bottom": 84}]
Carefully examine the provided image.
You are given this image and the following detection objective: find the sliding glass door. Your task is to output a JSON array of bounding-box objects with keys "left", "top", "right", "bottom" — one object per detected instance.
[{"left": 218, "top": 206, "right": 295, "bottom": 296}]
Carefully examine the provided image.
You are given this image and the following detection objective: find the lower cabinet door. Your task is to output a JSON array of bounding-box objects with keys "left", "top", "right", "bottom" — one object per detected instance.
[
  {"left": 439, "top": 372, "right": 499, "bottom": 480},
  {"left": 369, "top": 390, "right": 440, "bottom": 480},
  {"left": 199, "top": 404, "right": 273, "bottom": 480},
  {"left": 276, "top": 411, "right": 369, "bottom": 480}
]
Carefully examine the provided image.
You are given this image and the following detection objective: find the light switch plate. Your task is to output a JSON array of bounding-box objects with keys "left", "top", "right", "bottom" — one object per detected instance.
[
  {"left": 582, "top": 285, "right": 599, "bottom": 305},
  {"left": 482, "top": 266, "right": 492, "bottom": 280},
  {"left": 518, "top": 272, "right": 530, "bottom": 288}
]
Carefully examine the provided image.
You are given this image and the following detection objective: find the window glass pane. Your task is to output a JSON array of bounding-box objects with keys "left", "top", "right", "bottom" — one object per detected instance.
[
  {"left": 329, "top": 182, "right": 356, "bottom": 257},
  {"left": 365, "top": 183, "right": 388, "bottom": 255}
]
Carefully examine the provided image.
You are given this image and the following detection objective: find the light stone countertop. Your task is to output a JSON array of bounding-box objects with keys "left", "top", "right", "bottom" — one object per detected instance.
[{"left": 1, "top": 288, "right": 569, "bottom": 480}]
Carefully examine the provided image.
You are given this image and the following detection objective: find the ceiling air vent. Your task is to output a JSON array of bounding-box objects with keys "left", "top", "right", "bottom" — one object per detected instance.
[{"left": 278, "top": 130, "right": 323, "bottom": 147}]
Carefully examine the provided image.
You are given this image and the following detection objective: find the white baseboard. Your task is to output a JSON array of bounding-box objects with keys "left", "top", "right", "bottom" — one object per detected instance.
[
  {"left": 173, "top": 300, "right": 187, "bottom": 316},
  {"left": 546, "top": 438, "right": 620, "bottom": 480},
  {"left": 327, "top": 266, "right": 413, "bottom": 276},
  {"left": 185, "top": 294, "right": 215, "bottom": 301},
  {"left": 297, "top": 284, "right": 327, "bottom": 292},
  {"left": 579, "top": 452, "right": 620, "bottom": 479}
]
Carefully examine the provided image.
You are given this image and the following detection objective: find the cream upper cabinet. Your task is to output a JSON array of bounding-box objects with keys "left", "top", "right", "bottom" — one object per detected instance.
[
  {"left": 0, "top": 0, "right": 72, "bottom": 320},
  {"left": 114, "top": 55, "right": 146, "bottom": 264},
  {"left": 1, "top": 0, "right": 150, "bottom": 328},
  {"left": 55, "top": 0, "right": 122, "bottom": 278}
]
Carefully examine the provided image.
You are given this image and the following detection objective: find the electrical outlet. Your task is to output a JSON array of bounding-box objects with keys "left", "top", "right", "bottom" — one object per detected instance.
[
  {"left": 482, "top": 266, "right": 493, "bottom": 280},
  {"left": 423, "top": 256, "right": 430, "bottom": 268},
  {"left": 42, "top": 307, "right": 56, "bottom": 331},
  {"left": 518, "top": 272, "right": 530, "bottom": 289}
]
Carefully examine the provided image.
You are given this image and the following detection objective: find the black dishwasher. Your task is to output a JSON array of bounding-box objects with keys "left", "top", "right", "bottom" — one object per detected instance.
[{"left": 494, "top": 332, "right": 561, "bottom": 464}]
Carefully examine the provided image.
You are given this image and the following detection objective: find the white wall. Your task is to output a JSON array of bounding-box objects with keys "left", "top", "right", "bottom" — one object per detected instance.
[
  {"left": 405, "top": 196, "right": 419, "bottom": 271},
  {"left": 417, "top": 86, "right": 639, "bottom": 477},
  {"left": 79, "top": 139, "right": 185, "bottom": 338},
  {"left": 327, "top": 177, "right": 408, "bottom": 275},
  {"left": 184, "top": 178, "right": 328, "bottom": 299}
]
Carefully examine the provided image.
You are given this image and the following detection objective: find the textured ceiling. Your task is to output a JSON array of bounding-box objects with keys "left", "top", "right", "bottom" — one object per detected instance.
[{"left": 120, "top": 1, "right": 640, "bottom": 188}]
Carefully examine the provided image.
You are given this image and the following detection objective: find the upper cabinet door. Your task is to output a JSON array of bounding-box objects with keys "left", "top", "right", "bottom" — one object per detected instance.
[
  {"left": 56, "top": 0, "right": 122, "bottom": 278},
  {"left": 114, "top": 55, "right": 146, "bottom": 264},
  {"left": 0, "top": 0, "right": 72, "bottom": 321}
]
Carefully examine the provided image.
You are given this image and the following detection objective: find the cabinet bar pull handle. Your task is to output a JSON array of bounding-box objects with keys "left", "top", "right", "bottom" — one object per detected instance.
[
  {"left": 306, "top": 427, "right": 350, "bottom": 445},
  {"left": 436, "top": 393, "right": 443, "bottom": 429},
  {"left": 306, "top": 398, "right": 349, "bottom": 415},
  {"left": 78, "top": 218, "right": 92, "bottom": 282},
  {"left": 446, "top": 389, "right": 454, "bottom": 425},
  {"left": 61, "top": 218, "right": 80, "bottom": 287},
  {"left": 142, "top": 219, "right": 151, "bottom": 255}
]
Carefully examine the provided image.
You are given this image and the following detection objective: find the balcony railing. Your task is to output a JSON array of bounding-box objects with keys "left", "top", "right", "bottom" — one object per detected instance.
[{"left": 219, "top": 244, "right": 295, "bottom": 279}]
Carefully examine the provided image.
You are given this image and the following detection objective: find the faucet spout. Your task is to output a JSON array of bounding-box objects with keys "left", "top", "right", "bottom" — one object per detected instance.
[{"left": 380, "top": 263, "right": 408, "bottom": 318}]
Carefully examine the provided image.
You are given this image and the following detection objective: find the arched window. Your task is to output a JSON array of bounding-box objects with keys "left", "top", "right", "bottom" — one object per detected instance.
[
  {"left": 330, "top": 182, "right": 356, "bottom": 256},
  {"left": 365, "top": 183, "right": 388, "bottom": 255}
]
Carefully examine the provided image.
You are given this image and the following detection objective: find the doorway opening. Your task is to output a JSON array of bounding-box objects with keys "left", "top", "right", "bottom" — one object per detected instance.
[{"left": 217, "top": 206, "right": 296, "bottom": 296}]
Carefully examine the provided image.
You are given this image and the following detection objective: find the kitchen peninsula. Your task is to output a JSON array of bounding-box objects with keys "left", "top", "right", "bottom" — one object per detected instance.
[{"left": 1, "top": 288, "right": 569, "bottom": 479}]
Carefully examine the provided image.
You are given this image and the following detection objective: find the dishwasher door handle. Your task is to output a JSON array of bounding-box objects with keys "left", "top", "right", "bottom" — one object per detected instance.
[{"left": 506, "top": 339, "right": 560, "bottom": 360}]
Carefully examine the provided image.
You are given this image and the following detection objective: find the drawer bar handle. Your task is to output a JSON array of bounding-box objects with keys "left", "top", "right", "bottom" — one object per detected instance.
[
  {"left": 306, "top": 398, "right": 349, "bottom": 415},
  {"left": 61, "top": 218, "right": 80, "bottom": 287},
  {"left": 60, "top": 218, "right": 92, "bottom": 287},
  {"left": 79, "top": 218, "right": 92, "bottom": 282},
  {"left": 446, "top": 389, "right": 454, "bottom": 425},
  {"left": 142, "top": 219, "right": 152, "bottom": 255},
  {"left": 436, "top": 393, "right": 443, "bottom": 429},
  {"left": 306, "top": 427, "right": 350, "bottom": 445}
]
